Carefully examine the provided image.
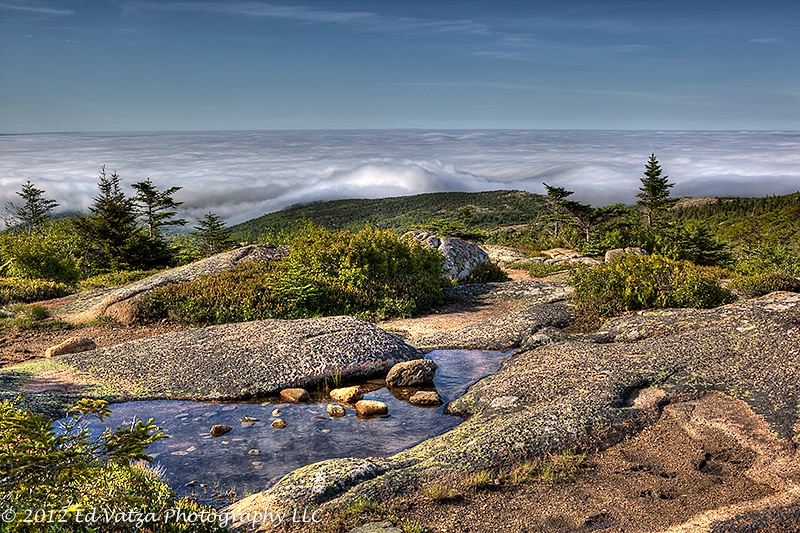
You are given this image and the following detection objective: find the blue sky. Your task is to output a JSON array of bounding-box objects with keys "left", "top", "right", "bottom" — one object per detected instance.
[{"left": 1, "top": 0, "right": 798, "bottom": 133}]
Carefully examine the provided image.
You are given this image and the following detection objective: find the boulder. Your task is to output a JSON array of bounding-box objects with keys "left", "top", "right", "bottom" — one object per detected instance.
[
  {"left": 210, "top": 424, "right": 231, "bottom": 437},
  {"left": 541, "top": 248, "right": 583, "bottom": 260},
  {"left": 330, "top": 386, "right": 363, "bottom": 404},
  {"left": 326, "top": 403, "right": 346, "bottom": 417},
  {"left": 479, "top": 244, "right": 533, "bottom": 267},
  {"left": 406, "top": 231, "right": 490, "bottom": 280},
  {"left": 385, "top": 359, "right": 437, "bottom": 387},
  {"left": 604, "top": 247, "right": 649, "bottom": 263},
  {"left": 280, "top": 388, "right": 310, "bottom": 403},
  {"left": 355, "top": 400, "right": 388, "bottom": 417},
  {"left": 32, "top": 316, "right": 421, "bottom": 405},
  {"left": 44, "top": 336, "right": 96, "bottom": 358},
  {"left": 271, "top": 419, "right": 287, "bottom": 429},
  {"left": 46, "top": 244, "right": 289, "bottom": 325},
  {"left": 408, "top": 390, "right": 443, "bottom": 406},
  {"left": 540, "top": 248, "right": 601, "bottom": 266}
]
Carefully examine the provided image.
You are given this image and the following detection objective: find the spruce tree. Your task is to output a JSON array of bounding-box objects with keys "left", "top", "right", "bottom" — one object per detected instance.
[
  {"left": 542, "top": 183, "right": 574, "bottom": 238},
  {"left": 75, "top": 167, "right": 168, "bottom": 271},
  {"left": 4, "top": 181, "right": 59, "bottom": 230},
  {"left": 637, "top": 154, "right": 676, "bottom": 227},
  {"left": 131, "top": 178, "right": 186, "bottom": 237},
  {"left": 542, "top": 182, "right": 601, "bottom": 242},
  {"left": 192, "top": 212, "right": 235, "bottom": 256}
]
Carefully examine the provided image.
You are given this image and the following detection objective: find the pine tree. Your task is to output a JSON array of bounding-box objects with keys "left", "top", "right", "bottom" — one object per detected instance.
[
  {"left": 74, "top": 166, "right": 168, "bottom": 271},
  {"left": 637, "top": 154, "right": 676, "bottom": 227},
  {"left": 192, "top": 212, "right": 235, "bottom": 256},
  {"left": 542, "top": 183, "right": 574, "bottom": 238},
  {"left": 4, "top": 181, "right": 59, "bottom": 230},
  {"left": 131, "top": 178, "right": 186, "bottom": 237},
  {"left": 542, "top": 182, "right": 602, "bottom": 242}
]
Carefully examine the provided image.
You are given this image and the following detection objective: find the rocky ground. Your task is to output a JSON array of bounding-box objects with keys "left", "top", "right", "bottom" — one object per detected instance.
[
  {"left": 229, "top": 291, "right": 800, "bottom": 533},
  {"left": 3, "top": 254, "right": 800, "bottom": 532},
  {"left": 0, "top": 320, "right": 188, "bottom": 367},
  {"left": 0, "top": 316, "right": 420, "bottom": 417}
]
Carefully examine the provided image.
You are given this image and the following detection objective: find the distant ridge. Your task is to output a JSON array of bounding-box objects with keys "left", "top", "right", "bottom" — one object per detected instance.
[
  {"left": 230, "top": 190, "right": 547, "bottom": 238},
  {"left": 230, "top": 189, "right": 800, "bottom": 252}
]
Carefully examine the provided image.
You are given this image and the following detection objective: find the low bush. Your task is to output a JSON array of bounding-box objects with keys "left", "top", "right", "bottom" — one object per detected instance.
[
  {"left": 140, "top": 225, "right": 446, "bottom": 324},
  {"left": 527, "top": 261, "right": 572, "bottom": 278},
  {"left": 461, "top": 261, "right": 509, "bottom": 284},
  {"left": 728, "top": 270, "right": 800, "bottom": 297},
  {"left": 0, "top": 221, "right": 82, "bottom": 284},
  {"left": 0, "top": 277, "right": 73, "bottom": 305},
  {"left": 736, "top": 244, "right": 800, "bottom": 277},
  {"left": 572, "top": 254, "right": 734, "bottom": 317},
  {"left": 0, "top": 398, "right": 225, "bottom": 532},
  {"left": 78, "top": 269, "right": 161, "bottom": 291}
]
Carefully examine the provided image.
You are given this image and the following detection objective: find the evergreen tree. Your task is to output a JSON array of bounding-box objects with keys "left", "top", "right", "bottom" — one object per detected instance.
[
  {"left": 75, "top": 166, "right": 168, "bottom": 271},
  {"left": 542, "top": 183, "right": 574, "bottom": 238},
  {"left": 637, "top": 154, "right": 676, "bottom": 227},
  {"left": 192, "top": 212, "right": 235, "bottom": 256},
  {"left": 542, "top": 183, "right": 610, "bottom": 242},
  {"left": 131, "top": 178, "right": 187, "bottom": 237},
  {"left": 4, "top": 181, "right": 59, "bottom": 230}
]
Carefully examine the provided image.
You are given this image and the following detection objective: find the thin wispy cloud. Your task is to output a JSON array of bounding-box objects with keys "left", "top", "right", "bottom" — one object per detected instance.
[
  {"left": 0, "top": 1, "right": 74, "bottom": 16},
  {"left": 123, "top": 1, "right": 494, "bottom": 38},
  {"left": 122, "top": 1, "right": 651, "bottom": 62},
  {"left": 397, "top": 80, "right": 701, "bottom": 107}
]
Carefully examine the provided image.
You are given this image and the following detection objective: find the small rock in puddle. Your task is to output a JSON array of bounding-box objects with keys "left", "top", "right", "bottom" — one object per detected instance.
[
  {"left": 327, "top": 403, "right": 347, "bottom": 417},
  {"left": 279, "top": 388, "right": 310, "bottom": 403},
  {"left": 330, "top": 386, "right": 364, "bottom": 403},
  {"left": 409, "top": 390, "right": 443, "bottom": 406},
  {"left": 210, "top": 424, "right": 232, "bottom": 437},
  {"left": 355, "top": 400, "right": 389, "bottom": 417}
]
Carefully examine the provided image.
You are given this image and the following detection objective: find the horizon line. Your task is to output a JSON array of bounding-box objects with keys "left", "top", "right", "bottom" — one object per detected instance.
[{"left": 3, "top": 127, "right": 800, "bottom": 136}]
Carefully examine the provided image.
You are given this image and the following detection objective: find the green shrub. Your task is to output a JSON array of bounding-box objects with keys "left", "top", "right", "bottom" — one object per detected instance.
[
  {"left": 461, "top": 261, "right": 509, "bottom": 284},
  {"left": 78, "top": 269, "right": 161, "bottom": 291},
  {"left": 0, "top": 220, "right": 82, "bottom": 283},
  {"left": 572, "top": 254, "right": 734, "bottom": 317},
  {"left": 736, "top": 244, "right": 800, "bottom": 277},
  {"left": 140, "top": 224, "right": 446, "bottom": 325},
  {"left": 0, "top": 277, "right": 73, "bottom": 305},
  {"left": 0, "top": 398, "right": 225, "bottom": 532},
  {"left": 728, "top": 270, "right": 800, "bottom": 297}
]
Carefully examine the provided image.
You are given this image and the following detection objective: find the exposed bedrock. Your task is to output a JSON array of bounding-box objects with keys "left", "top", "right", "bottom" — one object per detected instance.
[{"left": 227, "top": 292, "right": 800, "bottom": 530}]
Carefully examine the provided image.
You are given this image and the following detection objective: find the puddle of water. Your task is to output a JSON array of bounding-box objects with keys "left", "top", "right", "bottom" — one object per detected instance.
[{"left": 65, "top": 349, "right": 510, "bottom": 498}]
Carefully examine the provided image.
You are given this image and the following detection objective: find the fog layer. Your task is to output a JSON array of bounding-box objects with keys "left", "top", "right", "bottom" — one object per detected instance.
[{"left": 1, "top": 130, "right": 797, "bottom": 225}]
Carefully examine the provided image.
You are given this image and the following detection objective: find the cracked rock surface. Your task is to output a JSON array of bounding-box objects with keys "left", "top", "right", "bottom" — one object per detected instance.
[{"left": 228, "top": 292, "right": 800, "bottom": 531}]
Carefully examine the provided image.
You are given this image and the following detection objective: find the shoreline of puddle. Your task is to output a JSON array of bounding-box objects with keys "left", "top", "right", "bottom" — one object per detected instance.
[{"left": 69, "top": 349, "right": 512, "bottom": 502}]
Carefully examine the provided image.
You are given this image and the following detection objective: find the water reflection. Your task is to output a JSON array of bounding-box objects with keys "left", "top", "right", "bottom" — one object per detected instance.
[{"left": 75, "top": 349, "right": 510, "bottom": 496}]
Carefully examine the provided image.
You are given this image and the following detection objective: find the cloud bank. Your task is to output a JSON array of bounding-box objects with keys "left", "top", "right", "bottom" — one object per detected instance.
[{"left": 0, "top": 130, "right": 798, "bottom": 226}]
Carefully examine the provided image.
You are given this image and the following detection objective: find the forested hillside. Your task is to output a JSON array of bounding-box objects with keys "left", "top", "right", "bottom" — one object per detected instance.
[
  {"left": 230, "top": 190, "right": 547, "bottom": 239},
  {"left": 671, "top": 193, "right": 800, "bottom": 247}
]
